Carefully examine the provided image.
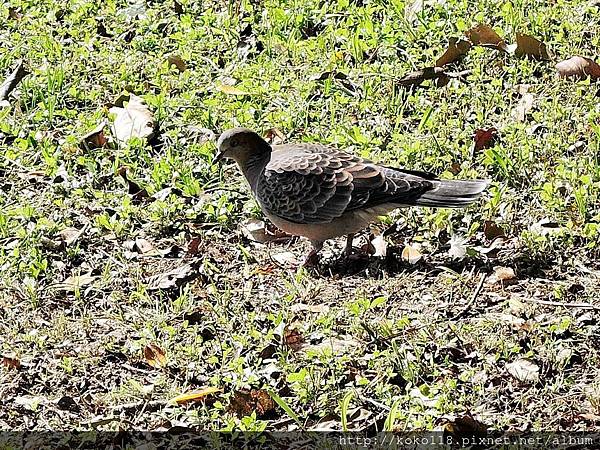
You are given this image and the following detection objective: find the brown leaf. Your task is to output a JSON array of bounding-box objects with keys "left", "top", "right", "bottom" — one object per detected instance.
[
  {"left": 144, "top": 343, "right": 167, "bottom": 368},
  {"left": 465, "top": 24, "right": 508, "bottom": 52},
  {"left": 230, "top": 389, "right": 276, "bottom": 418},
  {"left": 401, "top": 244, "right": 422, "bottom": 264},
  {"left": 187, "top": 237, "right": 202, "bottom": 255},
  {"left": 240, "top": 218, "right": 292, "bottom": 244},
  {"left": 58, "top": 227, "right": 83, "bottom": 246},
  {"left": 397, "top": 67, "right": 446, "bottom": 86},
  {"left": 483, "top": 220, "right": 505, "bottom": 240},
  {"left": 80, "top": 121, "right": 108, "bottom": 149},
  {"left": 473, "top": 128, "right": 498, "bottom": 151},
  {"left": 436, "top": 38, "right": 472, "bottom": 67},
  {"left": 444, "top": 414, "right": 488, "bottom": 439},
  {"left": 284, "top": 326, "right": 305, "bottom": 351},
  {"left": 170, "top": 387, "right": 221, "bottom": 404},
  {"left": 515, "top": 33, "right": 550, "bottom": 60},
  {"left": 1, "top": 355, "right": 21, "bottom": 370},
  {"left": 167, "top": 55, "right": 187, "bottom": 72},
  {"left": 109, "top": 94, "right": 155, "bottom": 143},
  {"left": 117, "top": 166, "right": 149, "bottom": 200},
  {"left": 556, "top": 56, "right": 600, "bottom": 81},
  {"left": 506, "top": 358, "right": 540, "bottom": 383},
  {"left": 264, "top": 128, "right": 285, "bottom": 145}
]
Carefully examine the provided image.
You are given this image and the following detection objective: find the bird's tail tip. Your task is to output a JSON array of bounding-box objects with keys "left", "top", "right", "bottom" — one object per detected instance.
[{"left": 416, "top": 178, "right": 489, "bottom": 208}]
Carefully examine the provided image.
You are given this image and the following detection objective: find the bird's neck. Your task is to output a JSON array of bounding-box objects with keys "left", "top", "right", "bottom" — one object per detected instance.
[{"left": 239, "top": 152, "right": 270, "bottom": 192}]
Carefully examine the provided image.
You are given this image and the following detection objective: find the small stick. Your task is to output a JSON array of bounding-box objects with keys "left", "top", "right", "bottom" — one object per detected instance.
[
  {"left": 0, "top": 60, "right": 29, "bottom": 102},
  {"left": 448, "top": 272, "right": 487, "bottom": 321}
]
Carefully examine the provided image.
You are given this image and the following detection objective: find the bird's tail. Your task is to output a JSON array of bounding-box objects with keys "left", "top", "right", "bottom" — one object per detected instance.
[{"left": 415, "top": 179, "right": 489, "bottom": 208}]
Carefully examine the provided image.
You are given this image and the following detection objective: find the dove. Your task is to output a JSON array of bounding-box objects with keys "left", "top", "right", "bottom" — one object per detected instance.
[{"left": 215, "top": 128, "right": 488, "bottom": 266}]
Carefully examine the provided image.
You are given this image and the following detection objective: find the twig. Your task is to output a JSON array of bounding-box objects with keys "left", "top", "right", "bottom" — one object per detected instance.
[
  {"left": 448, "top": 272, "right": 487, "bottom": 321},
  {"left": 525, "top": 298, "right": 600, "bottom": 311},
  {"left": 0, "top": 60, "right": 29, "bottom": 102},
  {"left": 109, "top": 399, "right": 167, "bottom": 413}
]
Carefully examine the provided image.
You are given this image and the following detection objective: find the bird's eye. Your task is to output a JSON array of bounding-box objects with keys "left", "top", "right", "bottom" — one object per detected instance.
[{"left": 230, "top": 138, "right": 239, "bottom": 147}]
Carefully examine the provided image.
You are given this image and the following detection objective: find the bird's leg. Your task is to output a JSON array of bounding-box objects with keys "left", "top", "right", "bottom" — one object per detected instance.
[
  {"left": 303, "top": 240, "right": 323, "bottom": 267},
  {"left": 345, "top": 234, "right": 355, "bottom": 256}
]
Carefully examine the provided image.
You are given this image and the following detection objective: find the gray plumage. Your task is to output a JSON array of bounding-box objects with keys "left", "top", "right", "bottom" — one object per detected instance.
[{"left": 215, "top": 128, "right": 488, "bottom": 265}]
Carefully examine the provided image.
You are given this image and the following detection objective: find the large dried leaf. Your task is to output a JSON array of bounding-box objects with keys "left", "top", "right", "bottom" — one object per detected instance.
[
  {"left": 59, "top": 272, "right": 97, "bottom": 291},
  {"left": 436, "top": 38, "right": 472, "bottom": 67},
  {"left": 515, "top": 33, "right": 550, "bottom": 60},
  {"left": 170, "top": 387, "right": 222, "bottom": 404},
  {"left": 556, "top": 56, "right": 600, "bottom": 81},
  {"left": 506, "top": 358, "right": 540, "bottom": 383},
  {"left": 109, "top": 94, "right": 155, "bottom": 143},
  {"left": 465, "top": 24, "right": 508, "bottom": 52},
  {"left": 143, "top": 343, "right": 167, "bottom": 368}
]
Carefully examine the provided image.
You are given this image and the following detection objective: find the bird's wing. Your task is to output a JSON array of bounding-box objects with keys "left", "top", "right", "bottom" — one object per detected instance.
[{"left": 256, "top": 143, "right": 436, "bottom": 224}]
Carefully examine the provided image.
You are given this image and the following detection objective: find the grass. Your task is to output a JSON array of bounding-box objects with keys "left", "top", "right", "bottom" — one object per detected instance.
[{"left": 1, "top": 0, "right": 599, "bottom": 434}]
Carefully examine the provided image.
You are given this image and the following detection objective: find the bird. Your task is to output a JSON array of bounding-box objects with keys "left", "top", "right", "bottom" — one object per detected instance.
[{"left": 214, "top": 127, "right": 488, "bottom": 266}]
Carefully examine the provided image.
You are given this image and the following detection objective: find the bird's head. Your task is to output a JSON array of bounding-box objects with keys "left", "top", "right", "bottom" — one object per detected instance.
[{"left": 214, "top": 128, "right": 271, "bottom": 165}]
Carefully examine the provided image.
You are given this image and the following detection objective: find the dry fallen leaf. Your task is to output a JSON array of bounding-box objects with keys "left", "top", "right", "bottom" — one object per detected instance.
[
  {"left": 371, "top": 235, "right": 387, "bottom": 257},
  {"left": 448, "top": 234, "right": 468, "bottom": 260},
  {"left": 58, "top": 227, "right": 84, "bottom": 246},
  {"left": 488, "top": 266, "right": 517, "bottom": 285},
  {"left": 146, "top": 263, "right": 200, "bottom": 290},
  {"left": 271, "top": 251, "right": 300, "bottom": 267},
  {"left": 397, "top": 67, "right": 446, "bottom": 86},
  {"left": 436, "top": 38, "right": 472, "bottom": 67},
  {"left": 230, "top": 389, "right": 276, "bottom": 418},
  {"left": 465, "top": 24, "right": 508, "bottom": 52},
  {"left": 264, "top": 128, "right": 285, "bottom": 145},
  {"left": 444, "top": 414, "right": 488, "bottom": 440},
  {"left": 80, "top": 121, "right": 108, "bottom": 149},
  {"left": 134, "top": 238, "right": 161, "bottom": 256},
  {"left": 170, "top": 386, "right": 222, "bottom": 404},
  {"left": 483, "top": 220, "right": 505, "bottom": 240},
  {"left": 284, "top": 326, "right": 305, "bottom": 351},
  {"left": 109, "top": 94, "right": 155, "bottom": 143},
  {"left": 473, "top": 128, "right": 498, "bottom": 151},
  {"left": 1, "top": 355, "right": 21, "bottom": 370},
  {"left": 556, "top": 56, "right": 600, "bottom": 81},
  {"left": 217, "top": 84, "right": 249, "bottom": 95},
  {"left": 143, "top": 343, "right": 167, "bottom": 368},
  {"left": 167, "top": 54, "right": 187, "bottom": 72},
  {"left": 401, "top": 244, "right": 422, "bottom": 264},
  {"left": 512, "top": 93, "right": 535, "bottom": 122},
  {"left": 59, "top": 272, "right": 97, "bottom": 291},
  {"left": 506, "top": 358, "right": 540, "bottom": 383},
  {"left": 515, "top": 33, "right": 550, "bottom": 60}
]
